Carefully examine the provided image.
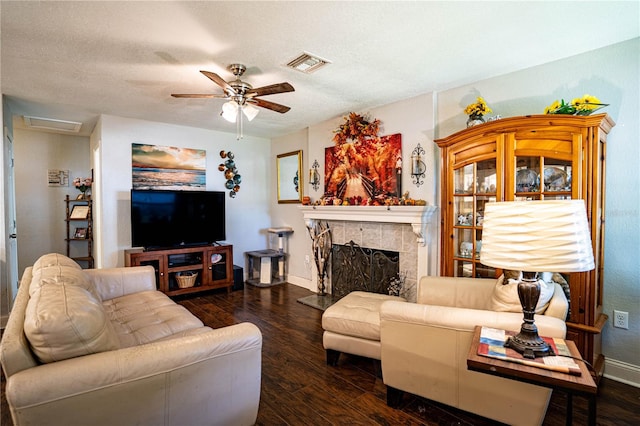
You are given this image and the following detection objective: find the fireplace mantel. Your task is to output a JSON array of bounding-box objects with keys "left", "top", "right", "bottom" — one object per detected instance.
[{"left": 299, "top": 205, "right": 437, "bottom": 246}]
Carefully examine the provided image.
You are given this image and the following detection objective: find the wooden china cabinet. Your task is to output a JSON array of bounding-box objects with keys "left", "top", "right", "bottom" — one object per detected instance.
[{"left": 435, "top": 114, "right": 615, "bottom": 379}]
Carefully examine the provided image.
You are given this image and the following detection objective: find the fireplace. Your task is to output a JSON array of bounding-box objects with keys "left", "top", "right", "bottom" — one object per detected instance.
[
  {"left": 331, "top": 242, "right": 399, "bottom": 299},
  {"left": 300, "top": 205, "right": 438, "bottom": 302}
]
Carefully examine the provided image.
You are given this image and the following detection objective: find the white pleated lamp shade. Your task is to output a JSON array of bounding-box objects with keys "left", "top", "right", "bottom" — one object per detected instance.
[{"left": 480, "top": 200, "right": 595, "bottom": 272}]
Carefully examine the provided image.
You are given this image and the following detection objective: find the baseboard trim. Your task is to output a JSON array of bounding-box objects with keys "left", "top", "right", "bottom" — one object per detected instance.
[
  {"left": 286, "top": 275, "right": 314, "bottom": 292},
  {"left": 604, "top": 358, "right": 640, "bottom": 388}
]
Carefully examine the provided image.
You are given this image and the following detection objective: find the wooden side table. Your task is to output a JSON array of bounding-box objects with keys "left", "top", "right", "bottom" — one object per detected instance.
[{"left": 467, "top": 326, "right": 597, "bottom": 426}]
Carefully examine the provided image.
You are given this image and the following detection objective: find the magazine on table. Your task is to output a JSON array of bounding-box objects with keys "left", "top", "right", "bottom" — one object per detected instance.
[{"left": 478, "top": 326, "right": 581, "bottom": 375}]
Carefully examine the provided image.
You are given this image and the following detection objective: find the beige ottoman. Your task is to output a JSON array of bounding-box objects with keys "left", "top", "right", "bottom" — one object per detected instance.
[{"left": 322, "top": 291, "right": 405, "bottom": 365}]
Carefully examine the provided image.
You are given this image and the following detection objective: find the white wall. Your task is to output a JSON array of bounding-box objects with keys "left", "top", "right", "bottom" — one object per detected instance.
[
  {"left": 436, "top": 39, "right": 640, "bottom": 380},
  {"left": 13, "top": 127, "right": 91, "bottom": 273},
  {"left": 270, "top": 128, "right": 312, "bottom": 289},
  {"left": 95, "top": 114, "right": 272, "bottom": 269}
]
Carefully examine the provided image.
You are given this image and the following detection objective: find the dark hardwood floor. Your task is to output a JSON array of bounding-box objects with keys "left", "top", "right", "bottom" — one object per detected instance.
[{"left": 2, "top": 282, "right": 639, "bottom": 425}]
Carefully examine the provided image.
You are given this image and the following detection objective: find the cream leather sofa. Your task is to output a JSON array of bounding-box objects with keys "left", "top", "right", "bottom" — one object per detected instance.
[
  {"left": 0, "top": 253, "right": 262, "bottom": 426},
  {"left": 380, "top": 276, "right": 569, "bottom": 426}
]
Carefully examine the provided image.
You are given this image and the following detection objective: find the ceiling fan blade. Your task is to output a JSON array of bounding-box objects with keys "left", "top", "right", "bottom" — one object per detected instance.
[
  {"left": 248, "top": 82, "right": 295, "bottom": 97},
  {"left": 250, "top": 98, "right": 291, "bottom": 114},
  {"left": 200, "top": 70, "right": 235, "bottom": 94},
  {"left": 171, "top": 93, "right": 228, "bottom": 98}
]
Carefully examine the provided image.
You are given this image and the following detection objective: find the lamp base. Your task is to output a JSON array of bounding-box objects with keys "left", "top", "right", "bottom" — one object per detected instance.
[
  {"left": 506, "top": 271, "right": 555, "bottom": 359},
  {"left": 505, "top": 332, "right": 555, "bottom": 359}
]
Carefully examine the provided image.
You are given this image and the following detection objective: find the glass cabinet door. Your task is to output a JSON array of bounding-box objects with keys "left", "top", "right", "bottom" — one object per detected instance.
[
  {"left": 511, "top": 156, "right": 573, "bottom": 201},
  {"left": 452, "top": 159, "right": 497, "bottom": 278}
]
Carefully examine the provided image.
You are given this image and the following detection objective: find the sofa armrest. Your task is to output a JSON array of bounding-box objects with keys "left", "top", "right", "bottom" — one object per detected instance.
[
  {"left": 6, "top": 322, "right": 262, "bottom": 426},
  {"left": 84, "top": 266, "right": 156, "bottom": 300},
  {"left": 380, "top": 300, "right": 566, "bottom": 338}
]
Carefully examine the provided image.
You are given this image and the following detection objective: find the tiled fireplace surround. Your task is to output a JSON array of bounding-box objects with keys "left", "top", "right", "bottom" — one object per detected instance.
[{"left": 299, "top": 205, "right": 438, "bottom": 302}]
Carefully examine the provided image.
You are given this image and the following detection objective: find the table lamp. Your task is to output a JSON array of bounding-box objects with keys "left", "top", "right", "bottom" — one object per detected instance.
[{"left": 480, "top": 200, "right": 594, "bottom": 359}]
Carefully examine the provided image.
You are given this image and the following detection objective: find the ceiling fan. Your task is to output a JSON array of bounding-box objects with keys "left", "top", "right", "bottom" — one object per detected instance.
[{"left": 171, "top": 64, "right": 295, "bottom": 139}]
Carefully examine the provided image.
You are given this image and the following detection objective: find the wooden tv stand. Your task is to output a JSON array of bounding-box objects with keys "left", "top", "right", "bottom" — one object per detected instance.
[{"left": 125, "top": 244, "right": 233, "bottom": 296}]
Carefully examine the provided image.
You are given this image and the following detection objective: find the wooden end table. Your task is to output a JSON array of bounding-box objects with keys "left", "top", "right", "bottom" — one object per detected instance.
[{"left": 467, "top": 326, "right": 597, "bottom": 426}]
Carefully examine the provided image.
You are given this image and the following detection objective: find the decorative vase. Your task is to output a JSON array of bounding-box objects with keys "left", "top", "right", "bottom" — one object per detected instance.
[
  {"left": 76, "top": 189, "right": 90, "bottom": 200},
  {"left": 467, "top": 113, "right": 485, "bottom": 128}
]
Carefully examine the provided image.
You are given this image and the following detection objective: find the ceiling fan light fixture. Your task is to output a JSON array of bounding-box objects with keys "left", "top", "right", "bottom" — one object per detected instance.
[
  {"left": 242, "top": 103, "right": 259, "bottom": 121},
  {"left": 221, "top": 101, "right": 238, "bottom": 122},
  {"left": 286, "top": 52, "right": 331, "bottom": 74}
]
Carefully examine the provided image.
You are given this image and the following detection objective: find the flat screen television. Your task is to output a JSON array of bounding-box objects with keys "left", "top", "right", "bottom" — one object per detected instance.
[{"left": 131, "top": 189, "right": 225, "bottom": 250}]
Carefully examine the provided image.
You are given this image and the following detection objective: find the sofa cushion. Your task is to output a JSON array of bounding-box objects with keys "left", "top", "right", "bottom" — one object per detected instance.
[
  {"left": 33, "top": 252, "right": 82, "bottom": 270},
  {"left": 24, "top": 283, "right": 119, "bottom": 363},
  {"left": 30, "top": 264, "right": 102, "bottom": 301},
  {"left": 322, "top": 291, "right": 405, "bottom": 341},
  {"left": 24, "top": 254, "right": 119, "bottom": 364},
  {"left": 103, "top": 290, "right": 205, "bottom": 348},
  {"left": 490, "top": 275, "right": 554, "bottom": 314},
  {"left": 30, "top": 253, "right": 102, "bottom": 302}
]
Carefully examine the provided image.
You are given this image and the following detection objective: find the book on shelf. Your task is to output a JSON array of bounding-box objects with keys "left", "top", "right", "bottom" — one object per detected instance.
[{"left": 478, "top": 326, "right": 582, "bottom": 375}]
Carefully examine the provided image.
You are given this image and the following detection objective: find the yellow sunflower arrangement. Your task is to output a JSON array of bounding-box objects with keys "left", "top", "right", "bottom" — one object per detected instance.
[
  {"left": 464, "top": 97, "right": 492, "bottom": 118},
  {"left": 544, "top": 94, "right": 608, "bottom": 116}
]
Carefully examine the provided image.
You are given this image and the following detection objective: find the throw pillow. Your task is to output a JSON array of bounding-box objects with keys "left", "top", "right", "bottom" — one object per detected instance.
[
  {"left": 490, "top": 274, "right": 555, "bottom": 314},
  {"left": 24, "top": 283, "right": 119, "bottom": 364}
]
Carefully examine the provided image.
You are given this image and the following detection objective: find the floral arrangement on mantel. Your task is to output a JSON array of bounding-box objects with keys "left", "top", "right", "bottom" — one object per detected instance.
[
  {"left": 316, "top": 192, "right": 426, "bottom": 207},
  {"left": 332, "top": 112, "right": 381, "bottom": 146},
  {"left": 544, "top": 94, "right": 608, "bottom": 116}
]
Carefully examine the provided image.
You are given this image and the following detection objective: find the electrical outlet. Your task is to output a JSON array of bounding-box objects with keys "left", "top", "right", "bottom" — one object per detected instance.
[
  {"left": 613, "top": 310, "right": 629, "bottom": 329},
  {"left": 304, "top": 255, "right": 310, "bottom": 269}
]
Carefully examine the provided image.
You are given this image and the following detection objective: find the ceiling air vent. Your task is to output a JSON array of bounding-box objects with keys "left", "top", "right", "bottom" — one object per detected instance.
[
  {"left": 23, "top": 116, "right": 82, "bottom": 133},
  {"left": 286, "top": 52, "right": 330, "bottom": 74}
]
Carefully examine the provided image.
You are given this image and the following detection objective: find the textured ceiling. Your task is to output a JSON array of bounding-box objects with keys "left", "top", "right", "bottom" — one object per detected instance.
[{"left": 1, "top": 1, "right": 638, "bottom": 138}]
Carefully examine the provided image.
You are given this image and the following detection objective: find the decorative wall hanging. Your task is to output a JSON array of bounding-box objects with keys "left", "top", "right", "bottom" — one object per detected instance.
[
  {"left": 309, "top": 159, "right": 320, "bottom": 191},
  {"left": 219, "top": 150, "right": 241, "bottom": 198},
  {"left": 323, "top": 113, "right": 402, "bottom": 205},
  {"left": 410, "top": 143, "right": 426, "bottom": 187},
  {"left": 47, "top": 169, "right": 69, "bottom": 187},
  {"left": 131, "top": 143, "right": 206, "bottom": 190}
]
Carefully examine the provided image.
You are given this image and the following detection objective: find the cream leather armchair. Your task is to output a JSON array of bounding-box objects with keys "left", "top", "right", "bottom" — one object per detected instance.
[{"left": 380, "top": 276, "right": 569, "bottom": 426}]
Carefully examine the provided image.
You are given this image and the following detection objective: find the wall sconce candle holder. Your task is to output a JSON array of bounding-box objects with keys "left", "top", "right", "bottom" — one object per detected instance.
[
  {"left": 310, "top": 159, "right": 320, "bottom": 191},
  {"left": 411, "top": 143, "right": 426, "bottom": 187}
]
